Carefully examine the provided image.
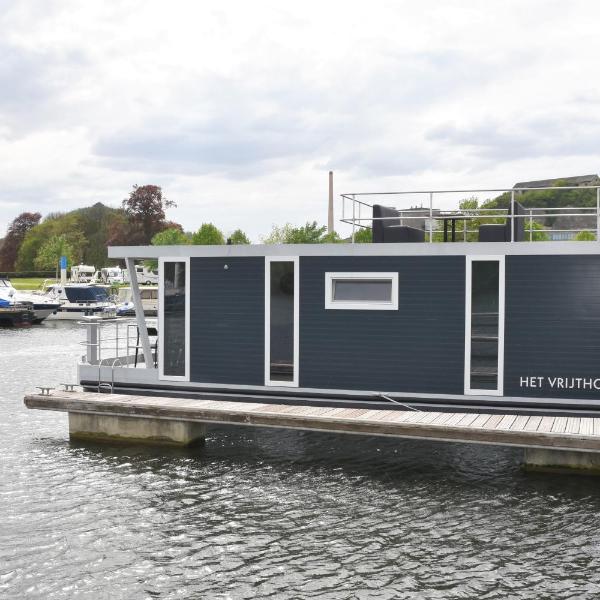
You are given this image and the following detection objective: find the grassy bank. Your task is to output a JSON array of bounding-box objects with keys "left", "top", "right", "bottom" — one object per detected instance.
[{"left": 10, "top": 277, "right": 50, "bottom": 290}]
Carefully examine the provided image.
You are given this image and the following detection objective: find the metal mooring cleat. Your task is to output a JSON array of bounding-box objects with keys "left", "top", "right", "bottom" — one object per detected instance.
[
  {"left": 60, "top": 383, "right": 77, "bottom": 392},
  {"left": 36, "top": 387, "right": 54, "bottom": 396}
]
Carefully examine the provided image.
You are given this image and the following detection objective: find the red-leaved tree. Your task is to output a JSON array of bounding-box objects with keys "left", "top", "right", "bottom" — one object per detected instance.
[
  {"left": 0, "top": 212, "right": 42, "bottom": 271},
  {"left": 120, "top": 185, "right": 176, "bottom": 245}
]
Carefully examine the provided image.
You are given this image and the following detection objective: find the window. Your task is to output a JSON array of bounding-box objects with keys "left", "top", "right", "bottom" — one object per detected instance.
[
  {"left": 265, "top": 257, "right": 299, "bottom": 386},
  {"left": 325, "top": 272, "right": 398, "bottom": 310},
  {"left": 159, "top": 258, "right": 190, "bottom": 380},
  {"left": 464, "top": 256, "right": 505, "bottom": 396}
]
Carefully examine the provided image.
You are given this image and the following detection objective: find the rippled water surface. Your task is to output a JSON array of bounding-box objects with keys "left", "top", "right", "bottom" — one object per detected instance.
[{"left": 2, "top": 323, "right": 600, "bottom": 599}]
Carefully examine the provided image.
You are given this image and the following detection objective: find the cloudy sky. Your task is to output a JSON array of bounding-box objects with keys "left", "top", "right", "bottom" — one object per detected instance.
[{"left": 1, "top": 0, "right": 599, "bottom": 240}]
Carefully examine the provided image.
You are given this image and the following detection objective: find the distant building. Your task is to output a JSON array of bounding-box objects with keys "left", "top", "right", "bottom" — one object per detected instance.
[{"left": 514, "top": 174, "right": 600, "bottom": 190}]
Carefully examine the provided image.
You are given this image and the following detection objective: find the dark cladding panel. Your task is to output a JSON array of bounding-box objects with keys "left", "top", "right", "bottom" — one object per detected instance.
[
  {"left": 505, "top": 255, "right": 600, "bottom": 399},
  {"left": 299, "top": 256, "right": 465, "bottom": 394},
  {"left": 190, "top": 257, "right": 264, "bottom": 385}
]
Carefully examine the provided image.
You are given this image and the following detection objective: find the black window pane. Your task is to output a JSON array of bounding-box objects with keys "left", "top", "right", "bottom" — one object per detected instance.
[
  {"left": 164, "top": 262, "right": 186, "bottom": 376},
  {"left": 270, "top": 261, "right": 294, "bottom": 382},
  {"left": 333, "top": 279, "right": 392, "bottom": 302},
  {"left": 470, "top": 261, "right": 499, "bottom": 390}
]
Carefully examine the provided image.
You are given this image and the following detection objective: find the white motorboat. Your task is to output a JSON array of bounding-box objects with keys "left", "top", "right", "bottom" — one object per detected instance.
[
  {"left": 43, "top": 283, "right": 117, "bottom": 320},
  {"left": 116, "top": 286, "right": 158, "bottom": 316},
  {"left": 0, "top": 278, "right": 61, "bottom": 323}
]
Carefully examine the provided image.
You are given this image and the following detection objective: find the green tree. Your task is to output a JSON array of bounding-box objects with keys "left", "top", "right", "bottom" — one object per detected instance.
[
  {"left": 262, "top": 221, "right": 331, "bottom": 244},
  {"left": 527, "top": 221, "right": 550, "bottom": 241},
  {"left": 574, "top": 230, "right": 596, "bottom": 241},
  {"left": 16, "top": 213, "right": 87, "bottom": 271},
  {"left": 151, "top": 227, "right": 189, "bottom": 246},
  {"left": 33, "top": 235, "right": 75, "bottom": 271},
  {"left": 352, "top": 228, "right": 372, "bottom": 243},
  {"left": 192, "top": 223, "right": 225, "bottom": 245},
  {"left": 228, "top": 229, "right": 251, "bottom": 244}
]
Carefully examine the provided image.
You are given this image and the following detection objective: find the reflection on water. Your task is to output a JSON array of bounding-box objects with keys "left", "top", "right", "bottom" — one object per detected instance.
[{"left": 2, "top": 323, "right": 600, "bottom": 599}]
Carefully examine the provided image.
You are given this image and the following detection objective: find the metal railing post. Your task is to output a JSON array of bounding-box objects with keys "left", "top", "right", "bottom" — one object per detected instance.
[
  {"left": 596, "top": 188, "right": 600, "bottom": 242},
  {"left": 529, "top": 209, "right": 533, "bottom": 242},
  {"left": 351, "top": 195, "right": 356, "bottom": 243},
  {"left": 87, "top": 321, "right": 99, "bottom": 364},
  {"left": 429, "top": 192, "right": 433, "bottom": 243},
  {"left": 510, "top": 190, "right": 515, "bottom": 242}
]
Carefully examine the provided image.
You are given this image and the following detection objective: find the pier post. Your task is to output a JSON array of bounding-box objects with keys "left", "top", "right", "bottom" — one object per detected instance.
[
  {"left": 523, "top": 448, "right": 600, "bottom": 474},
  {"left": 86, "top": 319, "right": 100, "bottom": 364},
  {"left": 68, "top": 413, "right": 206, "bottom": 446}
]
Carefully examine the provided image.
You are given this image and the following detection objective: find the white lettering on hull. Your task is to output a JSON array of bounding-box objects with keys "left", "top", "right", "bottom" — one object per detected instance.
[{"left": 519, "top": 376, "right": 600, "bottom": 390}]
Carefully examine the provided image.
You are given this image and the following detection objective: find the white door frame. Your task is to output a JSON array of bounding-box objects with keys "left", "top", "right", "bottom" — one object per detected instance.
[
  {"left": 464, "top": 255, "right": 505, "bottom": 396},
  {"left": 264, "top": 256, "right": 299, "bottom": 387},
  {"left": 158, "top": 256, "right": 190, "bottom": 381}
]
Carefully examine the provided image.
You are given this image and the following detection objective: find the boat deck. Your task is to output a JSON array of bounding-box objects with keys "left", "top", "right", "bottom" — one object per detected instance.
[{"left": 24, "top": 391, "right": 600, "bottom": 453}]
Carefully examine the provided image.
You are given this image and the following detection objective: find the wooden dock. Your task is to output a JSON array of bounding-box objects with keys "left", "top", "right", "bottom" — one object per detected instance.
[{"left": 24, "top": 391, "right": 600, "bottom": 474}]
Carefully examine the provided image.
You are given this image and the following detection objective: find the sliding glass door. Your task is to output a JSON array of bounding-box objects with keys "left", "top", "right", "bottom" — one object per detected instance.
[
  {"left": 465, "top": 256, "right": 505, "bottom": 395},
  {"left": 265, "top": 257, "right": 299, "bottom": 386}
]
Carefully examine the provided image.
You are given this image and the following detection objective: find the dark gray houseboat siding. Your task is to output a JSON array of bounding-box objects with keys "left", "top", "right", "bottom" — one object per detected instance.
[
  {"left": 190, "top": 257, "right": 265, "bottom": 385},
  {"left": 188, "top": 255, "right": 466, "bottom": 394},
  {"left": 504, "top": 254, "right": 600, "bottom": 400},
  {"left": 299, "top": 256, "right": 466, "bottom": 394},
  {"left": 187, "top": 252, "right": 600, "bottom": 401}
]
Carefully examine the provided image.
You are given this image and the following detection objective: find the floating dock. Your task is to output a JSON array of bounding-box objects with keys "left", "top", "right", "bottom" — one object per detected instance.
[{"left": 24, "top": 391, "right": 600, "bottom": 475}]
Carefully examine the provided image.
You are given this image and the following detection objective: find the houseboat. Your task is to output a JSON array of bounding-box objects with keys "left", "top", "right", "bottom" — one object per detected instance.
[{"left": 78, "top": 185, "right": 600, "bottom": 413}]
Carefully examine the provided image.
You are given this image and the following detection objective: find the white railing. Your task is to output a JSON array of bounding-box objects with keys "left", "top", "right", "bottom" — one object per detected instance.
[
  {"left": 79, "top": 318, "right": 157, "bottom": 368},
  {"left": 340, "top": 185, "right": 600, "bottom": 243}
]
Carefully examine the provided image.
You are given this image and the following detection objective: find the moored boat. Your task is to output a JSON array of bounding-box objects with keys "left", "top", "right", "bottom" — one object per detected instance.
[
  {"left": 0, "top": 278, "right": 61, "bottom": 323},
  {"left": 43, "top": 283, "right": 117, "bottom": 320}
]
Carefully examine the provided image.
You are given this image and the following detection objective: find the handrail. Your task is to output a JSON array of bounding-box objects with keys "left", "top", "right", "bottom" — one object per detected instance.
[{"left": 341, "top": 184, "right": 600, "bottom": 242}]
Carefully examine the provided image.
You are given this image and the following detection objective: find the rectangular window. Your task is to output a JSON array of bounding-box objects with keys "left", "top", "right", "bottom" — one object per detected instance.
[
  {"left": 465, "top": 256, "right": 505, "bottom": 395},
  {"left": 159, "top": 258, "right": 189, "bottom": 380},
  {"left": 325, "top": 272, "right": 398, "bottom": 310},
  {"left": 265, "top": 257, "right": 299, "bottom": 386}
]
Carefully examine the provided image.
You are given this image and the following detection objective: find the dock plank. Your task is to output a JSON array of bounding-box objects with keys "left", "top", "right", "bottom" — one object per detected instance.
[{"left": 22, "top": 392, "right": 600, "bottom": 454}]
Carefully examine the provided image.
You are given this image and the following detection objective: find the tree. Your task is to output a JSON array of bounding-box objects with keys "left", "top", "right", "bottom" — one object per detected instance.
[
  {"left": 0, "top": 212, "right": 41, "bottom": 271},
  {"left": 151, "top": 228, "right": 189, "bottom": 246},
  {"left": 352, "top": 228, "right": 372, "bottom": 243},
  {"left": 121, "top": 184, "right": 176, "bottom": 244},
  {"left": 33, "top": 235, "right": 75, "bottom": 271},
  {"left": 574, "top": 230, "right": 596, "bottom": 241},
  {"left": 192, "top": 223, "right": 225, "bottom": 245},
  {"left": 228, "top": 229, "right": 251, "bottom": 244},
  {"left": 261, "top": 221, "right": 332, "bottom": 244},
  {"left": 16, "top": 213, "right": 87, "bottom": 271}
]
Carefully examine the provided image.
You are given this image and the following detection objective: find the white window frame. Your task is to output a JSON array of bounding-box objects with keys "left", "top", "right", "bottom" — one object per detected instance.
[
  {"left": 464, "top": 255, "right": 505, "bottom": 396},
  {"left": 158, "top": 256, "right": 190, "bottom": 381},
  {"left": 265, "top": 256, "right": 299, "bottom": 387},
  {"left": 325, "top": 272, "right": 399, "bottom": 310}
]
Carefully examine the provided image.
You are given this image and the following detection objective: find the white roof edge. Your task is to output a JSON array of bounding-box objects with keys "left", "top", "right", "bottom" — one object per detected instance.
[{"left": 108, "top": 241, "right": 600, "bottom": 259}]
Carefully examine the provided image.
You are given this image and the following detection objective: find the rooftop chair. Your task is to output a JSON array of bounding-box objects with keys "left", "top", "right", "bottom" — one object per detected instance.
[
  {"left": 372, "top": 204, "right": 425, "bottom": 243},
  {"left": 478, "top": 200, "right": 526, "bottom": 242}
]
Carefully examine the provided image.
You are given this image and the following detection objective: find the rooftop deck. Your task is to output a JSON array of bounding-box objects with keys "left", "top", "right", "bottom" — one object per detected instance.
[{"left": 340, "top": 184, "right": 600, "bottom": 243}]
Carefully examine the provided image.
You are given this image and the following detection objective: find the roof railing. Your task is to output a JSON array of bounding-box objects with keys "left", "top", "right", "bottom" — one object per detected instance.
[{"left": 340, "top": 185, "right": 600, "bottom": 243}]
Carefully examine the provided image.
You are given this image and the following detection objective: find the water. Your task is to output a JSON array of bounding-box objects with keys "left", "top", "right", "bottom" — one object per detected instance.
[{"left": 2, "top": 324, "right": 600, "bottom": 599}]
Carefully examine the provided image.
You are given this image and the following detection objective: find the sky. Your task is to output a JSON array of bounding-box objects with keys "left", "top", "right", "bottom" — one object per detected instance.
[{"left": 1, "top": 0, "right": 600, "bottom": 241}]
